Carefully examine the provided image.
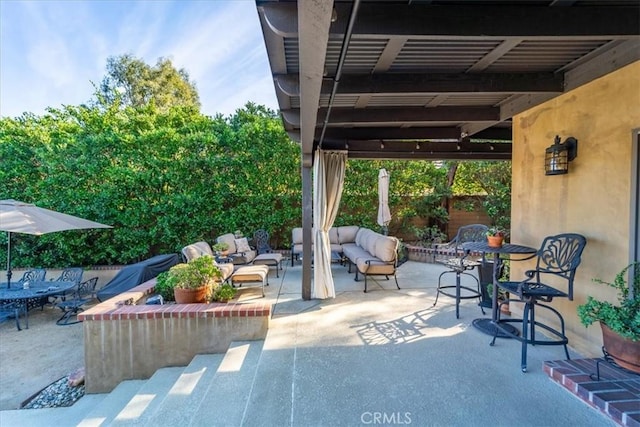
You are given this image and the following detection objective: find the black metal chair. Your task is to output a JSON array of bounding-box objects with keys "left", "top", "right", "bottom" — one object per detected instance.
[
  {"left": 433, "top": 224, "right": 488, "bottom": 318},
  {"left": 56, "top": 277, "right": 99, "bottom": 325},
  {"left": 47, "top": 267, "right": 84, "bottom": 307},
  {"left": 16, "top": 268, "right": 47, "bottom": 284},
  {"left": 491, "top": 233, "right": 587, "bottom": 372},
  {"left": 0, "top": 301, "right": 28, "bottom": 330},
  {"left": 253, "top": 229, "right": 273, "bottom": 255}
]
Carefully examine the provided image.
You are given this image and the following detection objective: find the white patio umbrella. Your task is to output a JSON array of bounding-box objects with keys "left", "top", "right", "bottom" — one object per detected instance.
[
  {"left": 377, "top": 168, "right": 392, "bottom": 235},
  {"left": 0, "top": 199, "right": 112, "bottom": 286}
]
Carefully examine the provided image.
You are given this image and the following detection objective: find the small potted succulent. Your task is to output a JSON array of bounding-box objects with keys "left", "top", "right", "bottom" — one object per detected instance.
[{"left": 486, "top": 227, "right": 508, "bottom": 247}]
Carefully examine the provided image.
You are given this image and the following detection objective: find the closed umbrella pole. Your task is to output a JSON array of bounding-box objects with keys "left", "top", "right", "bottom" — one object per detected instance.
[
  {"left": 377, "top": 169, "right": 391, "bottom": 235},
  {"left": 6, "top": 232, "right": 11, "bottom": 285}
]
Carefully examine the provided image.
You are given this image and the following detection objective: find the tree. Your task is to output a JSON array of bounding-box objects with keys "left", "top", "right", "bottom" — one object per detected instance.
[{"left": 97, "top": 54, "right": 200, "bottom": 111}]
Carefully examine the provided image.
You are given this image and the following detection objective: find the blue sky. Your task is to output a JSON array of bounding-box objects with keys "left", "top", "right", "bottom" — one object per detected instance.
[{"left": 0, "top": 0, "right": 279, "bottom": 118}]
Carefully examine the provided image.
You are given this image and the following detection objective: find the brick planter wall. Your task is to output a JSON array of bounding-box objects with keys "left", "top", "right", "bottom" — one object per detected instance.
[{"left": 79, "top": 279, "right": 271, "bottom": 393}]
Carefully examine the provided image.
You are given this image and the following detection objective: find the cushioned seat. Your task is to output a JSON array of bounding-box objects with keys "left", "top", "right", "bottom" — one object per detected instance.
[
  {"left": 231, "top": 265, "right": 269, "bottom": 297},
  {"left": 252, "top": 253, "right": 283, "bottom": 277}
]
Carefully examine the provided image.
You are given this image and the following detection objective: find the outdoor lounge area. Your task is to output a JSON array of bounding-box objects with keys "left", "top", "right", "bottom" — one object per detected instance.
[{"left": 0, "top": 258, "right": 628, "bottom": 426}]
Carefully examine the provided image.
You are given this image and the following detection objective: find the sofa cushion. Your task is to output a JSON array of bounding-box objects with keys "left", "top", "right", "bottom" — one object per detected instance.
[
  {"left": 375, "top": 236, "right": 398, "bottom": 262},
  {"left": 337, "top": 226, "right": 359, "bottom": 244},
  {"left": 235, "top": 238, "right": 251, "bottom": 253},
  {"left": 217, "top": 234, "right": 237, "bottom": 253},
  {"left": 182, "top": 241, "right": 214, "bottom": 261},
  {"left": 329, "top": 227, "right": 339, "bottom": 245},
  {"left": 356, "top": 258, "right": 396, "bottom": 275},
  {"left": 292, "top": 228, "right": 303, "bottom": 245}
]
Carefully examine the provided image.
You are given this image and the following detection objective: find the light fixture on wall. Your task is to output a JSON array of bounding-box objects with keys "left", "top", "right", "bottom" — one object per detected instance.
[
  {"left": 380, "top": 141, "right": 385, "bottom": 149},
  {"left": 545, "top": 135, "right": 578, "bottom": 175},
  {"left": 416, "top": 142, "right": 421, "bottom": 150}
]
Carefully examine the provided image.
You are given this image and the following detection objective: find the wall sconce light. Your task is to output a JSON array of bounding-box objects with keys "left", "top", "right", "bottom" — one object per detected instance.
[
  {"left": 380, "top": 141, "right": 385, "bottom": 149},
  {"left": 416, "top": 142, "right": 421, "bottom": 150},
  {"left": 544, "top": 135, "right": 578, "bottom": 175}
]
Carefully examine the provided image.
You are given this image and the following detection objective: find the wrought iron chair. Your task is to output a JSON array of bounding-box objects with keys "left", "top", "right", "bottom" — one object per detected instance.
[
  {"left": 433, "top": 224, "right": 488, "bottom": 319},
  {"left": 16, "top": 268, "right": 47, "bottom": 284},
  {"left": 253, "top": 229, "right": 273, "bottom": 255},
  {"left": 56, "top": 277, "right": 99, "bottom": 325},
  {"left": 0, "top": 301, "right": 28, "bottom": 330},
  {"left": 491, "top": 233, "right": 587, "bottom": 372},
  {"left": 46, "top": 267, "right": 84, "bottom": 308}
]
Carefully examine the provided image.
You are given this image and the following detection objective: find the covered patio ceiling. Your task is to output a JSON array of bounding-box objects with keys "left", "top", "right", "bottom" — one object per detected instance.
[{"left": 256, "top": 0, "right": 640, "bottom": 162}]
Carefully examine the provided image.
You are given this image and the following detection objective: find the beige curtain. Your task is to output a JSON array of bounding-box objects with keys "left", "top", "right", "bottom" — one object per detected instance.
[{"left": 312, "top": 150, "right": 347, "bottom": 299}]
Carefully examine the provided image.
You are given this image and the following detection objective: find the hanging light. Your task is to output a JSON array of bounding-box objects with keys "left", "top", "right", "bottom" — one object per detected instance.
[{"left": 545, "top": 135, "right": 578, "bottom": 175}]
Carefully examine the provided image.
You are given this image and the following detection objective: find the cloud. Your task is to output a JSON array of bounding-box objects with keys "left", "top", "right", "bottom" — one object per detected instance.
[{"left": 0, "top": 0, "right": 278, "bottom": 118}]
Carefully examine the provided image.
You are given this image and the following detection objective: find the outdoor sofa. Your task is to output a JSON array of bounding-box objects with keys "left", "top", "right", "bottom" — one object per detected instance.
[
  {"left": 290, "top": 225, "right": 359, "bottom": 266},
  {"left": 291, "top": 226, "right": 400, "bottom": 292},
  {"left": 342, "top": 228, "right": 400, "bottom": 292}
]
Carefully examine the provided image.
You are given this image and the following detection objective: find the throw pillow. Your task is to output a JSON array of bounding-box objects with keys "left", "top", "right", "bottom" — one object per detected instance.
[{"left": 235, "top": 238, "right": 251, "bottom": 253}]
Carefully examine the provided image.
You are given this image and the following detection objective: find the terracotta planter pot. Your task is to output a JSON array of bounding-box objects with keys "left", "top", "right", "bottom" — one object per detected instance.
[
  {"left": 174, "top": 286, "right": 208, "bottom": 304},
  {"left": 601, "top": 322, "right": 640, "bottom": 374},
  {"left": 487, "top": 236, "right": 504, "bottom": 247}
]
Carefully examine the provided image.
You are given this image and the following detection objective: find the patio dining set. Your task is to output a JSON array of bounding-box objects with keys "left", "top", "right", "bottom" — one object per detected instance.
[{"left": 0, "top": 267, "right": 98, "bottom": 330}]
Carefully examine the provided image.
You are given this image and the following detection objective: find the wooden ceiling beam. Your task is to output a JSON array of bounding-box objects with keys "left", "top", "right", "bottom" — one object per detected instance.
[
  {"left": 260, "top": 3, "right": 640, "bottom": 38},
  {"left": 275, "top": 73, "right": 563, "bottom": 96}
]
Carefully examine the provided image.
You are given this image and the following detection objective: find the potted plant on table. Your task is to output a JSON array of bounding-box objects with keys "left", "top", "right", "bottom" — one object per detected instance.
[
  {"left": 156, "top": 255, "right": 223, "bottom": 304},
  {"left": 212, "top": 242, "right": 230, "bottom": 257},
  {"left": 577, "top": 262, "right": 640, "bottom": 373},
  {"left": 486, "top": 227, "right": 508, "bottom": 247}
]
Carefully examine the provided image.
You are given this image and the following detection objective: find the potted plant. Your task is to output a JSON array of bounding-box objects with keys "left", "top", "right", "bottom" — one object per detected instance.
[
  {"left": 486, "top": 227, "right": 508, "bottom": 247},
  {"left": 212, "top": 242, "right": 230, "bottom": 257},
  {"left": 577, "top": 262, "right": 640, "bottom": 373},
  {"left": 157, "top": 255, "right": 223, "bottom": 304},
  {"left": 212, "top": 283, "right": 238, "bottom": 303}
]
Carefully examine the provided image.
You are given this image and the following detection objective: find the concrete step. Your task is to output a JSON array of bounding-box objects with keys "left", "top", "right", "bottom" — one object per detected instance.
[
  {"left": 77, "top": 380, "right": 146, "bottom": 427},
  {"left": 145, "top": 353, "right": 225, "bottom": 426},
  {"left": 0, "top": 393, "right": 106, "bottom": 427},
  {"left": 189, "top": 340, "right": 265, "bottom": 427},
  {"left": 109, "top": 367, "right": 185, "bottom": 426}
]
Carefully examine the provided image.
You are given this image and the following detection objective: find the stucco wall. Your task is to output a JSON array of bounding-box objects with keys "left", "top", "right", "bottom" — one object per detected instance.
[{"left": 511, "top": 61, "right": 640, "bottom": 357}]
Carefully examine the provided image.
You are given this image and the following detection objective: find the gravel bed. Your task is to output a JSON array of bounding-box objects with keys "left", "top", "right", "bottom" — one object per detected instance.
[{"left": 21, "top": 376, "right": 85, "bottom": 409}]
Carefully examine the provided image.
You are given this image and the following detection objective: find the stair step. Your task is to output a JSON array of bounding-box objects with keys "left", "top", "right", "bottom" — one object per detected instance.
[
  {"left": 242, "top": 340, "right": 296, "bottom": 425},
  {"left": 0, "top": 394, "right": 106, "bottom": 427},
  {"left": 145, "top": 354, "right": 225, "bottom": 426},
  {"left": 189, "top": 340, "right": 265, "bottom": 427},
  {"left": 77, "top": 380, "right": 147, "bottom": 427},
  {"left": 109, "top": 367, "right": 185, "bottom": 425}
]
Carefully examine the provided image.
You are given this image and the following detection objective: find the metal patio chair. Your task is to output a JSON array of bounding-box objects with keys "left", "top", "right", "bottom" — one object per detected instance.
[
  {"left": 433, "top": 224, "right": 488, "bottom": 319},
  {"left": 491, "top": 233, "right": 587, "bottom": 372},
  {"left": 56, "top": 277, "right": 99, "bottom": 325}
]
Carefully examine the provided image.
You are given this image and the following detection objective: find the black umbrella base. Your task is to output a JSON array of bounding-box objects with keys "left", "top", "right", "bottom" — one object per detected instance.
[{"left": 472, "top": 318, "right": 519, "bottom": 338}]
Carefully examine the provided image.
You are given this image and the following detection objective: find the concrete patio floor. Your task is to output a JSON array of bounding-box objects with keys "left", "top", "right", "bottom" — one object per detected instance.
[
  {"left": 0, "top": 259, "right": 616, "bottom": 426},
  {"left": 238, "top": 259, "right": 614, "bottom": 426}
]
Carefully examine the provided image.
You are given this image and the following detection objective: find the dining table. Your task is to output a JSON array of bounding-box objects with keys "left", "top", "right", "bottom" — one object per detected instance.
[
  {"left": 0, "top": 280, "right": 76, "bottom": 316},
  {"left": 462, "top": 241, "right": 537, "bottom": 338}
]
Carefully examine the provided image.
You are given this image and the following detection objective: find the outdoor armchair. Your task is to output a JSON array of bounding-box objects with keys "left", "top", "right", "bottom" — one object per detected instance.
[{"left": 216, "top": 233, "right": 257, "bottom": 265}]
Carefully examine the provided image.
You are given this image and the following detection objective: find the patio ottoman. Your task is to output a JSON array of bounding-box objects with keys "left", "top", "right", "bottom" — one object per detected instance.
[
  {"left": 231, "top": 265, "right": 269, "bottom": 297},
  {"left": 252, "top": 253, "right": 283, "bottom": 277}
]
